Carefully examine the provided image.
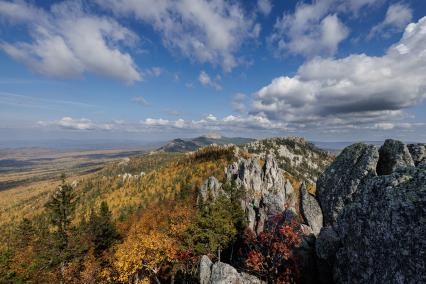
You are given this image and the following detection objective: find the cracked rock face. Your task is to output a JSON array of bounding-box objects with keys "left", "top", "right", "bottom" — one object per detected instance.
[
  {"left": 316, "top": 143, "right": 379, "bottom": 226},
  {"left": 315, "top": 139, "right": 426, "bottom": 284},
  {"left": 377, "top": 139, "right": 415, "bottom": 175},
  {"left": 225, "top": 155, "right": 295, "bottom": 233},
  {"left": 334, "top": 166, "right": 426, "bottom": 284},
  {"left": 299, "top": 182, "right": 323, "bottom": 236}
]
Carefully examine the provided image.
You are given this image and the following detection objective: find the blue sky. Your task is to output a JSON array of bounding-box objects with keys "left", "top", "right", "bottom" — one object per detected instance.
[{"left": 0, "top": 0, "right": 426, "bottom": 146}]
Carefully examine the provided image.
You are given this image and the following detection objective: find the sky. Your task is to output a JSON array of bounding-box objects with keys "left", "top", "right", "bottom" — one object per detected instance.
[{"left": 0, "top": 0, "right": 426, "bottom": 147}]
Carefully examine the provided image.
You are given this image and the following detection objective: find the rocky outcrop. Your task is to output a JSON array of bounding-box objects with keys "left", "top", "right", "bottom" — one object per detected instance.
[
  {"left": 333, "top": 165, "right": 426, "bottom": 283},
  {"left": 199, "top": 256, "right": 264, "bottom": 284},
  {"left": 225, "top": 155, "right": 295, "bottom": 233},
  {"left": 243, "top": 137, "right": 334, "bottom": 184},
  {"left": 299, "top": 182, "right": 323, "bottom": 236},
  {"left": 198, "top": 176, "right": 223, "bottom": 205},
  {"left": 316, "top": 143, "right": 379, "bottom": 226},
  {"left": 377, "top": 139, "right": 414, "bottom": 175},
  {"left": 408, "top": 143, "right": 426, "bottom": 166},
  {"left": 315, "top": 140, "right": 426, "bottom": 284}
]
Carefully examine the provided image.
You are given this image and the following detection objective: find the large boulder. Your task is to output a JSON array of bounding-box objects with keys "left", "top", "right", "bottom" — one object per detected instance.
[
  {"left": 199, "top": 256, "right": 264, "bottom": 284},
  {"left": 334, "top": 165, "right": 426, "bottom": 283},
  {"left": 377, "top": 139, "right": 415, "bottom": 175},
  {"left": 407, "top": 143, "right": 426, "bottom": 166},
  {"left": 299, "top": 182, "right": 323, "bottom": 236},
  {"left": 315, "top": 140, "right": 426, "bottom": 284},
  {"left": 225, "top": 155, "right": 295, "bottom": 233},
  {"left": 316, "top": 143, "right": 379, "bottom": 226}
]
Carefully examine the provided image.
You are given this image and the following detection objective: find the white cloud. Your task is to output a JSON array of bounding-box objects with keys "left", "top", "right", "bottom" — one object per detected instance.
[
  {"left": 0, "top": 1, "right": 141, "bottom": 83},
  {"left": 253, "top": 16, "right": 426, "bottom": 131},
  {"left": 38, "top": 117, "right": 96, "bottom": 130},
  {"left": 96, "top": 0, "right": 258, "bottom": 71},
  {"left": 232, "top": 93, "right": 247, "bottom": 113},
  {"left": 368, "top": 3, "right": 413, "bottom": 39},
  {"left": 270, "top": 1, "right": 349, "bottom": 58},
  {"left": 132, "top": 96, "right": 149, "bottom": 106},
  {"left": 198, "top": 70, "right": 222, "bottom": 90},
  {"left": 257, "top": 0, "right": 272, "bottom": 16}
]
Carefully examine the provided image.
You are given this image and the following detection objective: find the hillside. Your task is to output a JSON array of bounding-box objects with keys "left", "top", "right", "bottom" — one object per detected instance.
[
  {"left": 157, "top": 135, "right": 255, "bottom": 152},
  {"left": 0, "top": 138, "right": 423, "bottom": 284}
]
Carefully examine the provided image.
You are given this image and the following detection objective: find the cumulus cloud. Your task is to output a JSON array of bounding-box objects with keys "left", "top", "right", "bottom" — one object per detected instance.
[
  {"left": 257, "top": 0, "right": 272, "bottom": 16},
  {"left": 141, "top": 113, "right": 287, "bottom": 131},
  {"left": 38, "top": 117, "right": 97, "bottom": 130},
  {"left": 198, "top": 71, "right": 222, "bottom": 90},
  {"left": 0, "top": 1, "right": 141, "bottom": 83},
  {"left": 96, "top": 0, "right": 258, "bottom": 71},
  {"left": 253, "top": 16, "right": 426, "bottom": 131},
  {"left": 368, "top": 3, "right": 412, "bottom": 39},
  {"left": 270, "top": 1, "right": 349, "bottom": 58},
  {"left": 38, "top": 113, "right": 288, "bottom": 133}
]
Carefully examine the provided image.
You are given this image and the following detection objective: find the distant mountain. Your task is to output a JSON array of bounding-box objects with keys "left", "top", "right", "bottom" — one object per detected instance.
[{"left": 157, "top": 136, "right": 255, "bottom": 152}]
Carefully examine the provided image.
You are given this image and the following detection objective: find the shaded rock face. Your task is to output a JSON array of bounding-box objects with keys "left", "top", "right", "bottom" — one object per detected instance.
[
  {"left": 198, "top": 176, "right": 223, "bottom": 205},
  {"left": 225, "top": 155, "right": 295, "bottom": 233},
  {"left": 315, "top": 227, "right": 340, "bottom": 284},
  {"left": 316, "top": 140, "right": 426, "bottom": 284},
  {"left": 334, "top": 166, "right": 426, "bottom": 283},
  {"left": 377, "top": 139, "right": 414, "bottom": 175},
  {"left": 299, "top": 182, "right": 323, "bottom": 236},
  {"left": 408, "top": 143, "right": 426, "bottom": 166},
  {"left": 199, "top": 256, "right": 264, "bottom": 284},
  {"left": 316, "top": 143, "right": 379, "bottom": 226}
]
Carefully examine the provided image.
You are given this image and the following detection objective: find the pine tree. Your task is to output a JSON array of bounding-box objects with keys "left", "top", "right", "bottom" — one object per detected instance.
[
  {"left": 87, "top": 201, "right": 119, "bottom": 256},
  {"left": 44, "top": 174, "right": 76, "bottom": 282}
]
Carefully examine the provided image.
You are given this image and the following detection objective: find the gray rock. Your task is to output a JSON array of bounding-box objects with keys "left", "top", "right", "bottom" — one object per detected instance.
[
  {"left": 315, "top": 141, "right": 426, "bottom": 284},
  {"left": 199, "top": 256, "right": 264, "bottom": 284},
  {"left": 198, "top": 176, "right": 223, "bottom": 205},
  {"left": 316, "top": 143, "right": 379, "bottom": 226},
  {"left": 315, "top": 227, "right": 340, "bottom": 284},
  {"left": 407, "top": 143, "right": 426, "bottom": 166},
  {"left": 299, "top": 182, "right": 323, "bottom": 236},
  {"left": 225, "top": 155, "right": 295, "bottom": 233},
  {"left": 333, "top": 166, "right": 426, "bottom": 284},
  {"left": 377, "top": 139, "right": 415, "bottom": 175},
  {"left": 199, "top": 255, "right": 213, "bottom": 284}
]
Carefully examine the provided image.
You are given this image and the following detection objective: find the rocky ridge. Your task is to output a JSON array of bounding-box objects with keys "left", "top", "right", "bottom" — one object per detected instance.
[{"left": 242, "top": 137, "right": 334, "bottom": 184}]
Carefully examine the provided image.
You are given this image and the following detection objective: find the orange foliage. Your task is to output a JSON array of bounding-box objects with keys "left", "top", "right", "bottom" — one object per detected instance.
[{"left": 113, "top": 201, "right": 194, "bottom": 283}]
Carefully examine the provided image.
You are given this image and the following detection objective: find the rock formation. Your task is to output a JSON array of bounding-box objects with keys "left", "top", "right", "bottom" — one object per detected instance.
[
  {"left": 225, "top": 155, "right": 295, "bottom": 233},
  {"left": 377, "top": 139, "right": 414, "bottom": 175},
  {"left": 198, "top": 176, "right": 223, "bottom": 205},
  {"left": 199, "top": 255, "right": 264, "bottom": 284},
  {"left": 315, "top": 140, "right": 426, "bottom": 284},
  {"left": 316, "top": 143, "right": 379, "bottom": 226},
  {"left": 408, "top": 143, "right": 426, "bottom": 166},
  {"left": 299, "top": 182, "right": 323, "bottom": 236}
]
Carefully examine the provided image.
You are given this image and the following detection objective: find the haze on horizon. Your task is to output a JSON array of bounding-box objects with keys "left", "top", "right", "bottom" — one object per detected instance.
[{"left": 1, "top": 0, "right": 426, "bottom": 146}]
